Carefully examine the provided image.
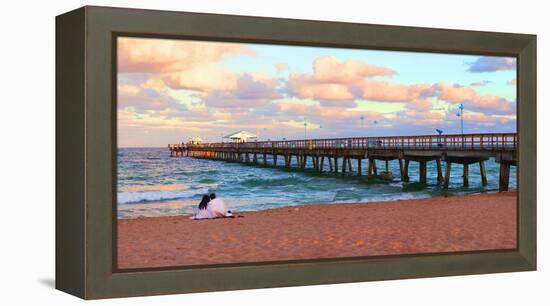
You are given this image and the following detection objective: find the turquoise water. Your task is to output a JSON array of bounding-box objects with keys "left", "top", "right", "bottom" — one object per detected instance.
[{"left": 117, "top": 147, "right": 517, "bottom": 219}]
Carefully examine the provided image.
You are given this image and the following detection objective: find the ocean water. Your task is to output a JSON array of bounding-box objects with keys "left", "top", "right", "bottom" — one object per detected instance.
[{"left": 117, "top": 147, "right": 517, "bottom": 219}]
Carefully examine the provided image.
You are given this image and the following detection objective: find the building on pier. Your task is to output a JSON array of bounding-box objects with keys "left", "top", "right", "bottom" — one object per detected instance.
[{"left": 223, "top": 131, "right": 258, "bottom": 143}]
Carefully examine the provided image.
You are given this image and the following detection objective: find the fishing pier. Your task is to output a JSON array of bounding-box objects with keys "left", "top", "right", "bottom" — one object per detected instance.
[{"left": 169, "top": 133, "right": 517, "bottom": 191}]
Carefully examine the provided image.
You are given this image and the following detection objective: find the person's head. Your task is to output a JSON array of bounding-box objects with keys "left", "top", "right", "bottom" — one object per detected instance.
[
  {"left": 209, "top": 193, "right": 216, "bottom": 200},
  {"left": 198, "top": 195, "right": 210, "bottom": 210}
]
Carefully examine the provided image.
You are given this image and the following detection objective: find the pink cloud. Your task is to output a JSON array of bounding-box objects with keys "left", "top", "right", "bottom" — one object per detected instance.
[
  {"left": 161, "top": 64, "right": 239, "bottom": 92},
  {"left": 434, "top": 82, "right": 515, "bottom": 115},
  {"left": 359, "top": 80, "right": 434, "bottom": 102},
  {"left": 288, "top": 75, "right": 354, "bottom": 100},
  {"left": 458, "top": 112, "right": 515, "bottom": 126},
  {"left": 118, "top": 37, "right": 256, "bottom": 93},
  {"left": 407, "top": 98, "right": 434, "bottom": 111},
  {"left": 287, "top": 56, "right": 434, "bottom": 107},
  {"left": 118, "top": 37, "right": 255, "bottom": 73},
  {"left": 434, "top": 83, "right": 476, "bottom": 102},
  {"left": 311, "top": 56, "right": 395, "bottom": 83}
]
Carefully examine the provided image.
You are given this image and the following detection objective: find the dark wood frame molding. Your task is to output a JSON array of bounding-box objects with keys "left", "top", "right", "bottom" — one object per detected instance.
[{"left": 56, "top": 6, "right": 536, "bottom": 299}]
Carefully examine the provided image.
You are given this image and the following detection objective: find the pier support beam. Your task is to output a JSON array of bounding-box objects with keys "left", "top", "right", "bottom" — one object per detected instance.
[
  {"left": 263, "top": 153, "right": 267, "bottom": 166},
  {"left": 436, "top": 159, "right": 444, "bottom": 182},
  {"left": 444, "top": 161, "right": 452, "bottom": 189},
  {"left": 403, "top": 154, "right": 442, "bottom": 184},
  {"left": 463, "top": 163, "right": 469, "bottom": 187},
  {"left": 357, "top": 158, "right": 362, "bottom": 176},
  {"left": 495, "top": 153, "right": 516, "bottom": 192},
  {"left": 334, "top": 157, "right": 339, "bottom": 173},
  {"left": 479, "top": 161, "right": 488, "bottom": 186},
  {"left": 419, "top": 161, "right": 427, "bottom": 184},
  {"left": 499, "top": 163, "right": 511, "bottom": 192},
  {"left": 319, "top": 156, "right": 325, "bottom": 173},
  {"left": 368, "top": 158, "right": 375, "bottom": 177},
  {"left": 403, "top": 160, "right": 410, "bottom": 182},
  {"left": 341, "top": 157, "right": 347, "bottom": 175},
  {"left": 348, "top": 157, "right": 353, "bottom": 172},
  {"left": 442, "top": 155, "right": 489, "bottom": 189},
  {"left": 329, "top": 157, "right": 334, "bottom": 172}
]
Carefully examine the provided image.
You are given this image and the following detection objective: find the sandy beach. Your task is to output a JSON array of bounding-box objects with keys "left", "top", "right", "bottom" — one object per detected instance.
[{"left": 117, "top": 192, "right": 517, "bottom": 269}]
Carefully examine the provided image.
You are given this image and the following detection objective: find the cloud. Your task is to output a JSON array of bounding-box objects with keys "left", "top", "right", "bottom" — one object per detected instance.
[
  {"left": 118, "top": 83, "right": 187, "bottom": 113},
  {"left": 311, "top": 56, "right": 396, "bottom": 83},
  {"left": 407, "top": 98, "right": 434, "bottom": 111},
  {"left": 433, "top": 82, "right": 515, "bottom": 115},
  {"left": 161, "top": 63, "right": 239, "bottom": 92},
  {"left": 358, "top": 80, "right": 435, "bottom": 103},
  {"left": 287, "top": 56, "right": 397, "bottom": 102},
  {"left": 277, "top": 99, "right": 385, "bottom": 125},
  {"left": 466, "top": 56, "right": 516, "bottom": 73},
  {"left": 118, "top": 37, "right": 255, "bottom": 74},
  {"left": 118, "top": 37, "right": 257, "bottom": 94},
  {"left": 287, "top": 56, "right": 434, "bottom": 108},
  {"left": 116, "top": 41, "right": 518, "bottom": 146},
  {"left": 288, "top": 76, "right": 355, "bottom": 100},
  {"left": 434, "top": 83, "right": 476, "bottom": 102},
  {"left": 202, "top": 74, "right": 281, "bottom": 108},
  {"left": 398, "top": 110, "right": 446, "bottom": 126}
]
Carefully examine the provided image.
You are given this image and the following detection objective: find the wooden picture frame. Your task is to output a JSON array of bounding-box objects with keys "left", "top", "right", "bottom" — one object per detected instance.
[{"left": 56, "top": 6, "right": 536, "bottom": 299}]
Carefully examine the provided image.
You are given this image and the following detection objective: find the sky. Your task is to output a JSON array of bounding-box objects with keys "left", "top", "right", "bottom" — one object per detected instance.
[{"left": 117, "top": 37, "right": 517, "bottom": 148}]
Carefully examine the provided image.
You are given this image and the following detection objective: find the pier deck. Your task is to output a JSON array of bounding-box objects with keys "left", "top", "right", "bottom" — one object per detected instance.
[{"left": 169, "top": 133, "right": 517, "bottom": 191}]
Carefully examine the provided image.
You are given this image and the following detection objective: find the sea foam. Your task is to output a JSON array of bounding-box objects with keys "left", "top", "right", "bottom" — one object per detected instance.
[{"left": 118, "top": 187, "right": 209, "bottom": 204}]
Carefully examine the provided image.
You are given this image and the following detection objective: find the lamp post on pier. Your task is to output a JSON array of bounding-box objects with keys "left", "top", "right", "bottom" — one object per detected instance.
[{"left": 456, "top": 103, "right": 464, "bottom": 135}]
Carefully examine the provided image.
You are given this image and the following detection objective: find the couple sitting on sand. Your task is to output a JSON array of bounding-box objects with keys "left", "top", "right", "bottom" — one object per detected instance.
[{"left": 190, "top": 193, "right": 234, "bottom": 220}]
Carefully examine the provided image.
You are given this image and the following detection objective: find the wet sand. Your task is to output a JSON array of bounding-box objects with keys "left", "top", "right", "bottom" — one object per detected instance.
[{"left": 117, "top": 192, "right": 517, "bottom": 269}]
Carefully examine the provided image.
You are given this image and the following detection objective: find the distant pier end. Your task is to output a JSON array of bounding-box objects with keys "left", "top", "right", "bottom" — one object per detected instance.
[{"left": 169, "top": 133, "right": 517, "bottom": 191}]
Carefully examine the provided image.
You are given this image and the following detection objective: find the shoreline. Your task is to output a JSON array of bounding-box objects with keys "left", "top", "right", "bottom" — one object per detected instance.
[
  {"left": 118, "top": 192, "right": 517, "bottom": 269},
  {"left": 117, "top": 189, "right": 517, "bottom": 220}
]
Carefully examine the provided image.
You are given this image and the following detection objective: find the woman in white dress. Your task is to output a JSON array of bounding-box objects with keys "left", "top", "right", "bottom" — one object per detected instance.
[
  {"left": 190, "top": 195, "right": 213, "bottom": 220},
  {"left": 207, "top": 193, "right": 233, "bottom": 218}
]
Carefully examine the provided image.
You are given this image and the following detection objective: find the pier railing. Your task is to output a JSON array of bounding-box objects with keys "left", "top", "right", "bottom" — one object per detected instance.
[{"left": 183, "top": 133, "right": 517, "bottom": 152}]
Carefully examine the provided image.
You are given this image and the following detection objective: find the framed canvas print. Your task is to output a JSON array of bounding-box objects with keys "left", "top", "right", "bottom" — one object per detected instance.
[{"left": 56, "top": 6, "right": 537, "bottom": 299}]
